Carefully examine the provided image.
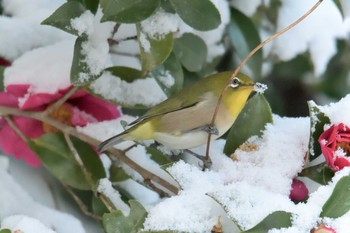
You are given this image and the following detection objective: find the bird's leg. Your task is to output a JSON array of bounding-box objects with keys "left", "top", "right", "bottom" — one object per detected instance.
[
  {"left": 184, "top": 149, "right": 212, "bottom": 170},
  {"left": 194, "top": 124, "right": 219, "bottom": 135}
]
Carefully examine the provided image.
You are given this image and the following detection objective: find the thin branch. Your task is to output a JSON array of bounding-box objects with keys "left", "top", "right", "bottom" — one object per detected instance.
[
  {"left": 63, "top": 184, "right": 102, "bottom": 221},
  {"left": 144, "top": 178, "right": 170, "bottom": 198},
  {"left": 205, "top": 0, "right": 324, "bottom": 160},
  {"left": 97, "top": 192, "right": 115, "bottom": 213},
  {"left": 108, "top": 35, "right": 138, "bottom": 46},
  {"left": 0, "top": 105, "right": 179, "bottom": 195},
  {"left": 45, "top": 86, "right": 79, "bottom": 115},
  {"left": 4, "top": 116, "right": 28, "bottom": 143},
  {"left": 64, "top": 133, "right": 96, "bottom": 190}
]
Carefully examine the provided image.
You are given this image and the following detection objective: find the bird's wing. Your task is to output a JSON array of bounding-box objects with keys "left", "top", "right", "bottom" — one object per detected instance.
[{"left": 128, "top": 92, "right": 203, "bottom": 126}]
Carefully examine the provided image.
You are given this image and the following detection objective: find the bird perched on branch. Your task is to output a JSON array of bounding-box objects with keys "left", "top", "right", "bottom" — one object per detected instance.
[{"left": 98, "top": 71, "right": 259, "bottom": 163}]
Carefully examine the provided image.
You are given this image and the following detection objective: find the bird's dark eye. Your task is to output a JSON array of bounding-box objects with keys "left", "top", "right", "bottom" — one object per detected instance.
[{"left": 231, "top": 77, "right": 241, "bottom": 88}]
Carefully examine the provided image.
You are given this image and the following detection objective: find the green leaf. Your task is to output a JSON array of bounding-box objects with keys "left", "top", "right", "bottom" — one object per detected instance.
[
  {"left": 152, "top": 52, "right": 184, "bottom": 96},
  {"left": 228, "top": 8, "right": 262, "bottom": 79},
  {"left": 71, "top": 37, "right": 101, "bottom": 86},
  {"left": 307, "top": 101, "right": 331, "bottom": 162},
  {"left": 110, "top": 164, "right": 131, "bottom": 182},
  {"left": 333, "top": 0, "right": 344, "bottom": 18},
  {"left": 106, "top": 66, "right": 145, "bottom": 83},
  {"left": 29, "top": 133, "right": 105, "bottom": 190},
  {"left": 173, "top": 33, "right": 207, "bottom": 72},
  {"left": 70, "top": 0, "right": 99, "bottom": 13},
  {"left": 0, "top": 66, "right": 5, "bottom": 91},
  {"left": 103, "top": 200, "right": 147, "bottom": 233},
  {"left": 92, "top": 195, "right": 110, "bottom": 216},
  {"left": 321, "top": 175, "right": 350, "bottom": 218},
  {"left": 224, "top": 94, "right": 273, "bottom": 156},
  {"left": 299, "top": 163, "right": 334, "bottom": 185},
  {"left": 0, "top": 229, "right": 11, "bottom": 233},
  {"left": 101, "top": 0, "right": 160, "bottom": 23},
  {"left": 41, "top": 1, "right": 86, "bottom": 36},
  {"left": 243, "top": 211, "right": 292, "bottom": 232},
  {"left": 138, "top": 25, "right": 174, "bottom": 73},
  {"left": 169, "top": 0, "right": 221, "bottom": 31},
  {"left": 146, "top": 146, "right": 173, "bottom": 166}
]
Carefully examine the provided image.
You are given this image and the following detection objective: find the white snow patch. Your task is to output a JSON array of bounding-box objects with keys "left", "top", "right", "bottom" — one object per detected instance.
[{"left": 91, "top": 72, "right": 167, "bottom": 107}]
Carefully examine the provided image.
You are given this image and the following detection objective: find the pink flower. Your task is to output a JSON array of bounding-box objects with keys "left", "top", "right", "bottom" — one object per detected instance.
[
  {"left": 318, "top": 123, "right": 350, "bottom": 171},
  {"left": 311, "top": 224, "right": 336, "bottom": 233},
  {"left": 289, "top": 179, "right": 308, "bottom": 202},
  {"left": 0, "top": 84, "right": 120, "bottom": 166}
]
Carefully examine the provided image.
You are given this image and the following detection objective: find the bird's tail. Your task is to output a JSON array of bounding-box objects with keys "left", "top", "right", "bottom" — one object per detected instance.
[{"left": 97, "top": 131, "right": 127, "bottom": 152}]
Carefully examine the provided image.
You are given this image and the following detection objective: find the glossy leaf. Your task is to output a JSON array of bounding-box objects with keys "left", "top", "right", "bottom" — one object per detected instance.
[
  {"left": 0, "top": 66, "right": 5, "bottom": 91},
  {"left": 307, "top": 101, "right": 331, "bottom": 162},
  {"left": 321, "top": 175, "right": 350, "bottom": 218},
  {"left": 169, "top": 0, "right": 221, "bottom": 31},
  {"left": 70, "top": 0, "right": 99, "bottom": 13},
  {"left": 333, "top": 0, "right": 344, "bottom": 18},
  {"left": 29, "top": 133, "right": 105, "bottom": 190},
  {"left": 173, "top": 33, "right": 207, "bottom": 72},
  {"left": 106, "top": 66, "right": 144, "bottom": 83},
  {"left": 152, "top": 52, "right": 184, "bottom": 96},
  {"left": 146, "top": 146, "right": 173, "bottom": 166},
  {"left": 138, "top": 25, "right": 174, "bottom": 73},
  {"left": 41, "top": 1, "right": 86, "bottom": 36},
  {"left": 92, "top": 195, "right": 110, "bottom": 216},
  {"left": 71, "top": 37, "right": 101, "bottom": 86},
  {"left": 101, "top": 0, "right": 160, "bottom": 23},
  {"left": 228, "top": 8, "right": 262, "bottom": 79},
  {"left": 110, "top": 164, "right": 131, "bottom": 182},
  {"left": 224, "top": 94, "right": 273, "bottom": 156},
  {"left": 103, "top": 200, "right": 147, "bottom": 233},
  {"left": 243, "top": 211, "right": 292, "bottom": 232},
  {"left": 299, "top": 163, "right": 334, "bottom": 185},
  {"left": 0, "top": 230, "right": 11, "bottom": 233}
]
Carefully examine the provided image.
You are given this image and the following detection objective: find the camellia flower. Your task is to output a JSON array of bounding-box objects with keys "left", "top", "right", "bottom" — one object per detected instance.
[
  {"left": 311, "top": 224, "right": 336, "bottom": 233},
  {"left": 318, "top": 123, "right": 350, "bottom": 171},
  {"left": 0, "top": 84, "right": 121, "bottom": 166},
  {"left": 289, "top": 178, "right": 309, "bottom": 202}
]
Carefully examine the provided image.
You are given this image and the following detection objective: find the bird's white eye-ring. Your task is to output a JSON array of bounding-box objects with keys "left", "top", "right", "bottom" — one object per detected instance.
[{"left": 230, "top": 77, "right": 241, "bottom": 88}]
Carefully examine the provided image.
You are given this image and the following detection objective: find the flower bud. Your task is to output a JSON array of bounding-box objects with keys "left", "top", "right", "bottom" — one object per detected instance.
[
  {"left": 311, "top": 224, "right": 336, "bottom": 233},
  {"left": 289, "top": 179, "right": 308, "bottom": 202}
]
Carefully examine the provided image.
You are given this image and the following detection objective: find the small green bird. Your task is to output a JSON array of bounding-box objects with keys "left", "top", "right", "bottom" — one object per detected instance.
[{"left": 98, "top": 71, "right": 256, "bottom": 152}]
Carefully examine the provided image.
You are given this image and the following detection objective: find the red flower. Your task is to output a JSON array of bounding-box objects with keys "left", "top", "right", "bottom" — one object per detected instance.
[
  {"left": 0, "top": 84, "right": 120, "bottom": 166},
  {"left": 318, "top": 123, "right": 350, "bottom": 171},
  {"left": 289, "top": 179, "right": 308, "bottom": 202}
]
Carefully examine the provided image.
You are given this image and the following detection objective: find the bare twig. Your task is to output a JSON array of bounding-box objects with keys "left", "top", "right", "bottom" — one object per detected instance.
[
  {"left": 64, "top": 133, "right": 95, "bottom": 190},
  {"left": 4, "top": 116, "right": 28, "bottom": 143},
  {"left": 205, "top": 0, "right": 324, "bottom": 160},
  {"left": 97, "top": 192, "right": 115, "bottom": 213},
  {"left": 144, "top": 178, "right": 170, "bottom": 198},
  {"left": 63, "top": 184, "right": 102, "bottom": 221},
  {"left": 108, "top": 35, "right": 138, "bottom": 46},
  {"left": 45, "top": 86, "right": 79, "bottom": 115},
  {"left": 0, "top": 105, "right": 179, "bottom": 195}
]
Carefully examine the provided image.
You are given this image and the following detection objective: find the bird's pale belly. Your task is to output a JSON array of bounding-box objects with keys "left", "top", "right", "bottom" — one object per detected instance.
[{"left": 153, "top": 123, "right": 232, "bottom": 149}]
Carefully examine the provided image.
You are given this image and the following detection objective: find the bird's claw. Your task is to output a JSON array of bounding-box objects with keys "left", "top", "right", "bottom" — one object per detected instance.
[{"left": 203, "top": 124, "right": 219, "bottom": 135}]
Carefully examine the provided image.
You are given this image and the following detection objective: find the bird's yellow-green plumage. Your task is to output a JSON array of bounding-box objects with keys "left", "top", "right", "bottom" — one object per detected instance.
[{"left": 98, "top": 71, "right": 256, "bottom": 152}]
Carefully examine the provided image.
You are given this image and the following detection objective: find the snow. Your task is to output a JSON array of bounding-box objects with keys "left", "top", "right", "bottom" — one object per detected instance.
[
  {"left": 1, "top": 215, "right": 56, "bottom": 233},
  {"left": 4, "top": 40, "right": 74, "bottom": 94},
  {"left": 90, "top": 72, "right": 167, "bottom": 107},
  {"left": 97, "top": 178, "right": 130, "bottom": 215},
  {"left": 230, "top": 0, "right": 264, "bottom": 16},
  {"left": 318, "top": 94, "right": 350, "bottom": 126},
  {"left": 254, "top": 82, "right": 268, "bottom": 94},
  {"left": 70, "top": 9, "right": 114, "bottom": 82},
  {"left": 141, "top": 10, "right": 178, "bottom": 39},
  {"left": 271, "top": 0, "right": 350, "bottom": 76},
  {"left": 0, "top": 0, "right": 71, "bottom": 60},
  {"left": 0, "top": 156, "right": 86, "bottom": 233}
]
